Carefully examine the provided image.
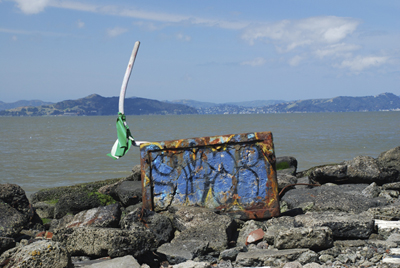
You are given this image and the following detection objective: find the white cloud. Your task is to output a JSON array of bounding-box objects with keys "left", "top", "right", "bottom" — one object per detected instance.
[
  {"left": 48, "top": 1, "right": 249, "bottom": 30},
  {"left": 315, "top": 43, "right": 361, "bottom": 59},
  {"left": 12, "top": 35, "right": 17, "bottom": 41},
  {"left": 106, "top": 27, "right": 128, "bottom": 37},
  {"left": 241, "top": 57, "right": 266, "bottom": 67},
  {"left": 241, "top": 16, "right": 360, "bottom": 51},
  {"left": 338, "top": 56, "right": 389, "bottom": 72},
  {"left": 289, "top": 55, "right": 303, "bottom": 66},
  {"left": 176, "top": 33, "right": 191, "bottom": 42},
  {"left": 76, "top": 19, "right": 84, "bottom": 28},
  {"left": 13, "top": 0, "right": 51, "bottom": 14},
  {"left": 133, "top": 21, "right": 165, "bottom": 31}
]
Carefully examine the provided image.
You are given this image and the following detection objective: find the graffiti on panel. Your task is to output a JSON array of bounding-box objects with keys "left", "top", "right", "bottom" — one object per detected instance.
[{"left": 140, "top": 132, "right": 280, "bottom": 220}]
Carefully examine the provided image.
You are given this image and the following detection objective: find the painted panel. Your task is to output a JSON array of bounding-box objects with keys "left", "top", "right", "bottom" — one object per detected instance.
[{"left": 140, "top": 131, "right": 280, "bottom": 220}]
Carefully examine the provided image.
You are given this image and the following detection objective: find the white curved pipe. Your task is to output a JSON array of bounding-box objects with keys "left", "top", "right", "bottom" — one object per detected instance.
[{"left": 119, "top": 41, "right": 140, "bottom": 115}]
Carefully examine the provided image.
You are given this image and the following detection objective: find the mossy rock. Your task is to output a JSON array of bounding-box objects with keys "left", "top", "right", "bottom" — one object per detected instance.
[
  {"left": 276, "top": 161, "right": 290, "bottom": 170},
  {"left": 30, "top": 177, "right": 124, "bottom": 203}
]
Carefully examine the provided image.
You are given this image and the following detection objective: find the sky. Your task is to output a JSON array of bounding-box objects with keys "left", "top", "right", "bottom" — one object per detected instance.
[{"left": 1, "top": 0, "right": 399, "bottom": 103}]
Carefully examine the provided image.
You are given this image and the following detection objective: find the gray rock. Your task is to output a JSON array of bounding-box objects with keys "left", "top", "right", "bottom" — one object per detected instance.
[
  {"left": 116, "top": 181, "right": 142, "bottom": 206},
  {"left": 377, "top": 146, "right": 400, "bottom": 180},
  {"left": 0, "top": 183, "right": 41, "bottom": 237},
  {"left": 33, "top": 201, "right": 55, "bottom": 219},
  {"left": 52, "top": 227, "right": 156, "bottom": 259},
  {"left": 387, "top": 233, "right": 400, "bottom": 245},
  {"left": 169, "top": 206, "right": 235, "bottom": 252},
  {"left": 62, "top": 203, "right": 121, "bottom": 228},
  {"left": 367, "top": 239, "right": 397, "bottom": 249},
  {"left": 282, "top": 261, "right": 302, "bottom": 268},
  {"left": 31, "top": 178, "right": 121, "bottom": 204},
  {"left": 219, "top": 247, "right": 243, "bottom": 261},
  {"left": 0, "top": 202, "right": 28, "bottom": 237},
  {"left": 0, "top": 184, "right": 31, "bottom": 214},
  {"left": 172, "top": 260, "right": 212, "bottom": 268},
  {"left": 49, "top": 215, "right": 74, "bottom": 232},
  {"left": 0, "top": 237, "right": 15, "bottom": 255},
  {"left": 236, "top": 220, "right": 263, "bottom": 247},
  {"left": 333, "top": 239, "right": 366, "bottom": 248},
  {"left": 263, "top": 216, "right": 295, "bottom": 245},
  {"left": 274, "top": 227, "right": 333, "bottom": 251},
  {"left": 0, "top": 240, "right": 72, "bottom": 268},
  {"left": 382, "top": 181, "right": 400, "bottom": 190},
  {"left": 76, "top": 255, "right": 141, "bottom": 268},
  {"left": 309, "top": 147, "right": 400, "bottom": 185},
  {"left": 345, "top": 156, "right": 382, "bottom": 183},
  {"left": 276, "top": 156, "right": 298, "bottom": 176},
  {"left": 234, "top": 248, "right": 317, "bottom": 267},
  {"left": 368, "top": 205, "right": 400, "bottom": 220},
  {"left": 121, "top": 208, "right": 173, "bottom": 247},
  {"left": 157, "top": 240, "right": 209, "bottom": 264},
  {"left": 361, "top": 182, "right": 380, "bottom": 198},
  {"left": 294, "top": 212, "right": 374, "bottom": 239},
  {"left": 53, "top": 192, "right": 104, "bottom": 219},
  {"left": 281, "top": 184, "right": 386, "bottom": 213},
  {"left": 277, "top": 173, "right": 298, "bottom": 193}
]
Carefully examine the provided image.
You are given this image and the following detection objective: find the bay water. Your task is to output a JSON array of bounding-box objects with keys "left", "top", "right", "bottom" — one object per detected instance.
[{"left": 0, "top": 112, "right": 399, "bottom": 198}]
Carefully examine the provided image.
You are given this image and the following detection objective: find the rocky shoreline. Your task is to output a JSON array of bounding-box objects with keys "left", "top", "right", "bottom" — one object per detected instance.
[{"left": 1, "top": 146, "right": 400, "bottom": 268}]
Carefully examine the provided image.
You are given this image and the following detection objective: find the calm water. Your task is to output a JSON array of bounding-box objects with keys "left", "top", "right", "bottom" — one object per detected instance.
[{"left": 0, "top": 112, "right": 399, "bottom": 198}]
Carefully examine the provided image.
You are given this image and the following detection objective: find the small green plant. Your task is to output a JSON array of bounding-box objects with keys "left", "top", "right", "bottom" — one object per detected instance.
[
  {"left": 41, "top": 218, "right": 52, "bottom": 225},
  {"left": 43, "top": 199, "right": 59, "bottom": 205},
  {"left": 88, "top": 192, "right": 116, "bottom": 206},
  {"left": 276, "top": 161, "right": 290, "bottom": 170}
]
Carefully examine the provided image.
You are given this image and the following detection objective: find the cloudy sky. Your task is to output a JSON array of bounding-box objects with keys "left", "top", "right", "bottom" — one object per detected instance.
[{"left": 1, "top": 0, "right": 399, "bottom": 103}]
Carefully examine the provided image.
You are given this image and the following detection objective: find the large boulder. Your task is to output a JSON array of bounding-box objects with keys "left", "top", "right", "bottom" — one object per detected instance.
[
  {"left": 274, "top": 227, "right": 333, "bottom": 250},
  {"left": 52, "top": 227, "right": 156, "bottom": 259},
  {"left": 0, "top": 184, "right": 41, "bottom": 237},
  {"left": 169, "top": 206, "right": 236, "bottom": 252},
  {"left": 294, "top": 212, "right": 374, "bottom": 239},
  {"left": 115, "top": 181, "right": 142, "bottom": 206},
  {"left": 281, "top": 184, "right": 387, "bottom": 213},
  {"left": 377, "top": 146, "right": 400, "bottom": 180},
  {"left": 121, "top": 208, "right": 173, "bottom": 247},
  {"left": 53, "top": 191, "right": 116, "bottom": 219},
  {"left": 0, "top": 240, "right": 72, "bottom": 268},
  {"left": 309, "top": 147, "right": 400, "bottom": 185},
  {"left": 31, "top": 178, "right": 122, "bottom": 204},
  {"left": 61, "top": 203, "right": 121, "bottom": 228},
  {"left": 276, "top": 156, "right": 298, "bottom": 176},
  {"left": 156, "top": 240, "right": 209, "bottom": 265}
]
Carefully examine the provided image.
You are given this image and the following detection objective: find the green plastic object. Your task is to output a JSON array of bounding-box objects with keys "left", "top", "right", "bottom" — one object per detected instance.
[{"left": 108, "top": 113, "right": 133, "bottom": 159}]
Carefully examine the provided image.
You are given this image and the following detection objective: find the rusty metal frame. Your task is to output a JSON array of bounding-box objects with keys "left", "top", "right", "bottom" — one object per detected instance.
[{"left": 140, "top": 131, "right": 280, "bottom": 220}]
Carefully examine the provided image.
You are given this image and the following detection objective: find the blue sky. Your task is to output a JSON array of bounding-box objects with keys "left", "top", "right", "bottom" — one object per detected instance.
[{"left": 1, "top": 0, "right": 399, "bottom": 103}]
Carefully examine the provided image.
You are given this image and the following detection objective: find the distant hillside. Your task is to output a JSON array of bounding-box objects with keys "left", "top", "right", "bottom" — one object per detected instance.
[
  {"left": 0, "top": 94, "right": 197, "bottom": 116},
  {"left": 169, "top": 99, "right": 287, "bottom": 108},
  {"left": 166, "top": 99, "right": 219, "bottom": 109},
  {"left": 1, "top": 92, "right": 399, "bottom": 116},
  {"left": 225, "top": 100, "right": 287, "bottom": 107},
  {"left": 261, "top": 92, "right": 400, "bottom": 113},
  {"left": 0, "top": 100, "right": 53, "bottom": 111}
]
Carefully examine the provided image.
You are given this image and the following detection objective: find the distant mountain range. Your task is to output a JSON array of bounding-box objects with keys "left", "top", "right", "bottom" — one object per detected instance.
[
  {"left": 0, "top": 94, "right": 197, "bottom": 116},
  {"left": 165, "top": 99, "right": 286, "bottom": 109},
  {"left": 0, "top": 100, "right": 53, "bottom": 111},
  {"left": 1, "top": 92, "right": 399, "bottom": 116}
]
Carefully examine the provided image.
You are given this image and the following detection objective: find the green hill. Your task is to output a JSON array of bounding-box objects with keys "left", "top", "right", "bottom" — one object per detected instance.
[
  {"left": 262, "top": 93, "right": 400, "bottom": 113},
  {"left": 0, "top": 94, "right": 198, "bottom": 116}
]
